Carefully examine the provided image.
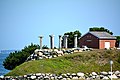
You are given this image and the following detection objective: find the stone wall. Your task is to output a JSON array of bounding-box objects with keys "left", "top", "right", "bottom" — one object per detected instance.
[{"left": 1, "top": 71, "right": 120, "bottom": 80}]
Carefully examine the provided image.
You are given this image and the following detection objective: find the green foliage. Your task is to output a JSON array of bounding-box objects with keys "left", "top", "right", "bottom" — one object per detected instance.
[
  {"left": 89, "top": 27, "right": 113, "bottom": 35},
  {"left": 42, "top": 45, "right": 49, "bottom": 49},
  {"left": 6, "top": 50, "right": 120, "bottom": 76},
  {"left": 116, "top": 36, "right": 120, "bottom": 41},
  {"left": 63, "top": 30, "right": 81, "bottom": 48},
  {"left": 3, "top": 43, "right": 39, "bottom": 70}
]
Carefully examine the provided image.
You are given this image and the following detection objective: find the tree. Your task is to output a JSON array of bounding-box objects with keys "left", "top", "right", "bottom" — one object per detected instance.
[
  {"left": 62, "top": 30, "right": 81, "bottom": 48},
  {"left": 89, "top": 27, "right": 113, "bottom": 35},
  {"left": 42, "top": 45, "right": 49, "bottom": 49},
  {"left": 3, "top": 43, "right": 39, "bottom": 70}
]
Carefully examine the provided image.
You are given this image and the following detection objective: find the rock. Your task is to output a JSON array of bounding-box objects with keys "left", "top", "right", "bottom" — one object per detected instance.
[
  {"left": 57, "top": 75, "right": 63, "bottom": 79},
  {"left": 66, "top": 73, "right": 71, "bottom": 76},
  {"left": 62, "top": 78, "right": 67, "bottom": 80},
  {"left": 53, "top": 55, "right": 57, "bottom": 58},
  {"left": 31, "top": 75, "right": 36, "bottom": 79},
  {"left": 38, "top": 52, "right": 43, "bottom": 56},
  {"left": 23, "top": 75, "right": 27, "bottom": 78},
  {"left": 77, "top": 72, "right": 84, "bottom": 77},
  {"left": 117, "top": 74, "right": 120, "bottom": 78},
  {"left": 115, "top": 71, "right": 120, "bottom": 75},
  {"left": 66, "top": 78, "right": 71, "bottom": 80},
  {"left": 102, "top": 76, "right": 109, "bottom": 79},
  {"left": 100, "top": 71, "right": 108, "bottom": 76},
  {"left": 61, "top": 74, "right": 68, "bottom": 78},
  {"left": 72, "top": 73, "right": 76, "bottom": 77},
  {"left": 36, "top": 73, "right": 41, "bottom": 76},
  {"left": 92, "top": 76, "right": 96, "bottom": 79},
  {"left": 92, "top": 72, "right": 97, "bottom": 76},
  {"left": 44, "top": 76, "right": 50, "bottom": 79},
  {"left": 50, "top": 76, "right": 55, "bottom": 80},
  {"left": 54, "top": 49, "right": 58, "bottom": 52},
  {"left": 112, "top": 74, "right": 118, "bottom": 79},
  {"left": 72, "top": 76, "right": 79, "bottom": 79},
  {"left": 108, "top": 71, "right": 112, "bottom": 75}
]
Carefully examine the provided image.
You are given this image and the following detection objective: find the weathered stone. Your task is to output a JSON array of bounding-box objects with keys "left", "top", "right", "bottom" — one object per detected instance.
[
  {"left": 92, "top": 76, "right": 96, "bottom": 79},
  {"left": 100, "top": 71, "right": 108, "bottom": 76},
  {"left": 53, "top": 55, "right": 57, "bottom": 58},
  {"left": 72, "top": 76, "right": 79, "bottom": 79},
  {"left": 62, "top": 78, "right": 67, "bottom": 80},
  {"left": 115, "top": 71, "right": 120, "bottom": 75},
  {"left": 102, "top": 76, "right": 109, "bottom": 79},
  {"left": 112, "top": 74, "right": 118, "bottom": 79},
  {"left": 57, "top": 75, "right": 63, "bottom": 79},
  {"left": 77, "top": 72, "right": 84, "bottom": 77},
  {"left": 108, "top": 71, "right": 112, "bottom": 75},
  {"left": 72, "top": 73, "right": 76, "bottom": 77},
  {"left": 117, "top": 74, "right": 120, "bottom": 78},
  {"left": 66, "top": 73, "right": 71, "bottom": 76},
  {"left": 38, "top": 52, "right": 43, "bottom": 56},
  {"left": 50, "top": 77, "right": 55, "bottom": 80},
  {"left": 61, "top": 74, "right": 68, "bottom": 78},
  {"left": 92, "top": 72, "right": 97, "bottom": 76},
  {"left": 66, "top": 78, "right": 71, "bottom": 80},
  {"left": 31, "top": 75, "right": 36, "bottom": 79},
  {"left": 44, "top": 76, "right": 50, "bottom": 79}
]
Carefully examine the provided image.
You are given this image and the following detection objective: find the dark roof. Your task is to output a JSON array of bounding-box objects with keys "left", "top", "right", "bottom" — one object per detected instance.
[{"left": 88, "top": 31, "right": 116, "bottom": 39}]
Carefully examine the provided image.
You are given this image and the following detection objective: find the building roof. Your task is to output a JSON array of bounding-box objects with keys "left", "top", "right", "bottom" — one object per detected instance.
[{"left": 88, "top": 31, "right": 116, "bottom": 39}]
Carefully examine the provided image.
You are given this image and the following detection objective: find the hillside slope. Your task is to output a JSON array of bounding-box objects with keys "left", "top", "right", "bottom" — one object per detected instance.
[{"left": 6, "top": 50, "right": 120, "bottom": 76}]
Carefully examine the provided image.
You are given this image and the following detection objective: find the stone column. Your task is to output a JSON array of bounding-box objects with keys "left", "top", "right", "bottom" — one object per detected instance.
[
  {"left": 74, "top": 34, "right": 77, "bottom": 48},
  {"left": 64, "top": 35, "right": 68, "bottom": 48},
  {"left": 59, "top": 35, "right": 62, "bottom": 50},
  {"left": 39, "top": 36, "right": 43, "bottom": 49},
  {"left": 49, "top": 35, "right": 54, "bottom": 49}
]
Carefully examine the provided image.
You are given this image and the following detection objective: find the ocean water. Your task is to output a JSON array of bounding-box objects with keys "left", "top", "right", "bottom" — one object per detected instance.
[{"left": 0, "top": 50, "right": 16, "bottom": 76}]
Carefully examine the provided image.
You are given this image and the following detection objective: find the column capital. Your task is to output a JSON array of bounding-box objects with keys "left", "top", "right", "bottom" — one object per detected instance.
[
  {"left": 39, "top": 35, "right": 43, "bottom": 38},
  {"left": 49, "top": 34, "right": 55, "bottom": 37},
  {"left": 59, "top": 35, "right": 62, "bottom": 37}
]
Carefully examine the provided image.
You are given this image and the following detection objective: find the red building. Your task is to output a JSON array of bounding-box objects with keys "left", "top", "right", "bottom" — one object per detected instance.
[{"left": 79, "top": 31, "right": 116, "bottom": 49}]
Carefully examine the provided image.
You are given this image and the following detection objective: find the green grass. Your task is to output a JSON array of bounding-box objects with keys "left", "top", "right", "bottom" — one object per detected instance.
[{"left": 5, "top": 49, "right": 120, "bottom": 76}]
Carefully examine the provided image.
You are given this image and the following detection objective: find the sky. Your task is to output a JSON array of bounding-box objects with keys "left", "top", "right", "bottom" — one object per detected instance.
[{"left": 0, "top": 0, "right": 120, "bottom": 50}]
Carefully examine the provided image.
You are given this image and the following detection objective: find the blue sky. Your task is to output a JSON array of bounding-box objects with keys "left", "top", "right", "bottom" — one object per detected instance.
[{"left": 0, "top": 0, "right": 120, "bottom": 50}]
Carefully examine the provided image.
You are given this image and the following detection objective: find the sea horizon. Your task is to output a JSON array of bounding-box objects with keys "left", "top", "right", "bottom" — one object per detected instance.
[{"left": 0, "top": 50, "right": 17, "bottom": 76}]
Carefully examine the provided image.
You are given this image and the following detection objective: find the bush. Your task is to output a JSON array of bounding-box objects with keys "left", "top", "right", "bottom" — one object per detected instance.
[{"left": 3, "top": 43, "right": 39, "bottom": 70}]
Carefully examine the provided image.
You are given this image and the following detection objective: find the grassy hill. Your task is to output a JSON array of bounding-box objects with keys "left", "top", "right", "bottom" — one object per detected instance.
[{"left": 6, "top": 49, "right": 120, "bottom": 76}]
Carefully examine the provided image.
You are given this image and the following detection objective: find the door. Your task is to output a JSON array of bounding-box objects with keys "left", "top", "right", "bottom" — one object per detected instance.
[{"left": 105, "top": 42, "right": 110, "bottom": 49}]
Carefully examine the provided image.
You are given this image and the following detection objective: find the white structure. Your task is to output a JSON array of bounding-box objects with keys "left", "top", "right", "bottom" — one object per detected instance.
[
  {"left": 64, "top": 35, "right": 68, "bottom": 48},
  {"left": 39, "top": 36, "right": 43, "bottom": 49},
  {"left": 74, "top": 34, "right": 77, "bottom": 48},
  {"left": 49, "top": 35, "right": 55, "bottom": 49},
  {"left": 59, "top": 35, "right": 62, "bottom": 50},
  {"left": 110, "top": 60, "right": 113, "bottom": 80}
]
